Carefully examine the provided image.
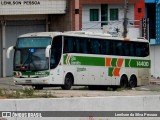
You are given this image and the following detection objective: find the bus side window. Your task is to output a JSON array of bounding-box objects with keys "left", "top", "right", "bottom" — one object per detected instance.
[
  {"left": 64, "top": 37, "right": 74, "bottom": 53},
  {"left": 63, "top": 37, "right": 68, "bottom": 53},
  {"left": 135, "top": 43, "right": 141, "bottom": 56},
  {"left": 90, "top": 39, "right": 100, "bottom": 54},
  {"left": 123, "top": 42, "right": 130, "bottom": 56},
  {"left": 113, "top": 41, "right": 117, "bottom": 55},
  {"left": 139, "top": 43, "right": 149, "bottom": 57},
  {"left": 75, "top": 38, "right": 80, "bottom": 53},
  {"left": 80, "top": 38, "right": 88, "bottom": 53},
  {"left": 116, "top": 42, "right": 123, "bottom": 55},
  {"left": 68, "top": 37, "right": 74, "bottom": 53},
  {"left": 143, "top": 43, "right": 149, "bottom": 57},
  {"left": 130, "top": 43, "right": 135, "bottom": 56},
  {"left": 101, "top": 41, "right": 106, "bottom": 54},
  {"left": 106, "top": 41, "right": 112, "bottom": 55}
]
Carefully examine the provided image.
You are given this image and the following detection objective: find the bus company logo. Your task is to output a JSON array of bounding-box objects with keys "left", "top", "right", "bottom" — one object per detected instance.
[
  {"left": 65, "top": 55, "right": 71, "bottom": 65},
  {"left": 65, "top": 55, "right": 81, "bottom": 65},
  {"left": 1, "top": 112, "right": 42, "bottom": 118},
  {"left": 2, "top": 112, "right": 12, "bottom": 117}
]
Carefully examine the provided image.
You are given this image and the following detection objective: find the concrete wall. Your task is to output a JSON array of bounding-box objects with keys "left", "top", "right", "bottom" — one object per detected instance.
[
  {"left": 150, "top": 45, "right": 160, "bottom": 78},
  {"left": 49, "top": 0, "right": 72, "bottom": 32},
  {"left": 0, "top": 95, "right": 160, "bottom": 120}
]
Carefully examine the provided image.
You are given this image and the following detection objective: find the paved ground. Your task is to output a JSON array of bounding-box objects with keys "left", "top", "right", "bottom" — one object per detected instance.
[
  {"left": 0, "top": 77, "right": 160, "bottom": 89},
  {"left": 0, "top": 77, "right": 23, "bottom": 90},
  {"left": 0, "top": 77, "right": 160, "bottom": 98}
]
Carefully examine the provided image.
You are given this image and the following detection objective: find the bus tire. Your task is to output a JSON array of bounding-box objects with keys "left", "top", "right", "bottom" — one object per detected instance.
[
  {"left": 34, "top": 85, "right": 43, "bottom": 90},
  {"left": 61, "top": 74, "right": 73, "bottom": 90},
  {"left": 129, "top": 75, "right": 137, "bottom": 88},
  {"left": 120, "top": 75, "right": 128, "bottom": 88}
]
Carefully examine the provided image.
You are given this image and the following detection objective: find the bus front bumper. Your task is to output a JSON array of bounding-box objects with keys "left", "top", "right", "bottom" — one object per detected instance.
[{"left": 13, "top": 77, "right": 50, "bottom": 85}]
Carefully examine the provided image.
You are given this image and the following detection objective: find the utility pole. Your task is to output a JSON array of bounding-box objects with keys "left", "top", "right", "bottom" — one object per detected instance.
[{"left": 123, "top": 0, "right": 128, "bottom": 38}]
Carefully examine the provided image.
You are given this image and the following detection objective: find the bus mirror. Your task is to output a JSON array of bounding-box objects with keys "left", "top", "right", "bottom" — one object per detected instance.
[
  {"left": 6, "top": 46, "right": 14, "bottom": 59},
  {"left": 45, "top": 45, "right": 51, "bottom": 58}
]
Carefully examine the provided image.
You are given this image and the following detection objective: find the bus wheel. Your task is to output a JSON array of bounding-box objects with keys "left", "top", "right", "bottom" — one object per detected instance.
[
  {"left": 61, "top": 74, "right": 73, "bottom": 90},
  {"left": 129, "top": 75, "right": 137, "bottom": 88},
  {"left": 33, "top": 86, "right": 43, "bottom": 90},
  {"left": 120, "top": 75, "right": 128, "bottom": 88}
]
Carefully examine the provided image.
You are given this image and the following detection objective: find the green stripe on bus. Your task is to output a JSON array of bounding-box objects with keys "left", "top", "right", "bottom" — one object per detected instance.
[
  {"left": 111, "top": 58, "right": 117, "bottom": 67},
  {"left": 125, "top": 59, "right": 130, "bottom": 67},
  {"left": 64, "top": 55, "right": 105, "bottom": 66},
  {"left": 108, "top": 67, "right": 114, "bottom": 76},
  {"left": 125, "top": 59, "right": 151, "bottom": 68},
  {"left": 73, "top": 56, "right": 105, "bottom": 66},
  {"left": 64, "top": 55, "right": 151, "bottom": 68},
  {"left": 63, "top": 55, "right": 67, "bottom": 64}
]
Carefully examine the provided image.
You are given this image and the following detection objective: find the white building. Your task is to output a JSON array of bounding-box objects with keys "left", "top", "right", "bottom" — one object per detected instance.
[{"left": 82, "top": 4, "right": 134, "bottom": 31}]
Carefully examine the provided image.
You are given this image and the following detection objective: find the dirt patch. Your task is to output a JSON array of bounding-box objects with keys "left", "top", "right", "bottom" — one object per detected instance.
[{"left": 0, "top": 96, "right": 7, "bottom": 99}]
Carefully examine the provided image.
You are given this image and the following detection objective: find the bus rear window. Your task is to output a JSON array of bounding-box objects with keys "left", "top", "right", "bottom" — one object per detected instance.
[{"left": 16, "top": 37, "right": 51, "bottom": 48}]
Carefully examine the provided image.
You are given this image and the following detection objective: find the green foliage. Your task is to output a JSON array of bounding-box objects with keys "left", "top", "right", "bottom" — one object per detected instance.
[
  {"left": 0, "top": 89, "right": 3, "bottom": 96},
  {"left": 21, "top": 88, "right": 34, "bottom": 96},
  {"left": 0, "top": 88, "right": 56, "bottom": 99},
  {"left": 40, "top": 90, "right": 54, "bottom": 98}
]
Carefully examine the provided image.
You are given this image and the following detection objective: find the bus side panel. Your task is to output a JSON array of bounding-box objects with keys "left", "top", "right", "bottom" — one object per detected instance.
[
  {"left": 88, "top": 66, "right": 100, "bottom": 85},
  {"left": 101, "top": 67, "right": 112, "bottom": 85},
  {"left": 50, "top": 66, "right": 64, "bottom": 85},
  {"left": 88, "top": 66, "right": 112, "bottom": 85},
  {"left": 76, "top": 65, "right": 88, "bottom": 85}
]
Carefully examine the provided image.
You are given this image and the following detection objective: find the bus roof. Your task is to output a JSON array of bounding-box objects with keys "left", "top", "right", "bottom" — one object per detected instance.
[
  {"left": 18, "top": 31, "right": 149, "bottom": 43},
  {"left": 63, "top": 31, "right": 149, "bottom": 43},
  {"left": 18, "top": 32, "right": 62, "bottom": 38}
]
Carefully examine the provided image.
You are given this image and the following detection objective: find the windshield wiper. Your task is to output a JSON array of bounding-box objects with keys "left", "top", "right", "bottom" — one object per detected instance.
[{"left": 21, "top": 50, "right": 37, "bottom": 71}]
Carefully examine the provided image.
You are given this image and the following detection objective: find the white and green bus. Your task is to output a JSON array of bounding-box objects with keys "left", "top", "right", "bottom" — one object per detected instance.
[{"left": 7, "top": 31, "right": 150, "bottom": 90}]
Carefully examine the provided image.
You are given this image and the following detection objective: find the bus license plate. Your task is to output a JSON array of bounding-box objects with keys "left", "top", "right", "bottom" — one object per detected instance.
[{"left": 25, "top": 80, "right": 32, "bottom": 84}]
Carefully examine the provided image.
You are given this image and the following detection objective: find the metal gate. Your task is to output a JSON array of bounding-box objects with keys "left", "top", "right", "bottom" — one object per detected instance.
[{"left": 5, "top": 20, "right": 46, "bottom": 76}]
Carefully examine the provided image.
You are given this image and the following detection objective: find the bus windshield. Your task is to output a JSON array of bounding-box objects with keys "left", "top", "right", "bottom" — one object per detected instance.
[
  {"left": 14, "top": 37, "right": 51, "bottom": 71},
  {"left": 14, "top": 48, "right": 49, "bottom": 71},
  {"left": 16, "top": 37, "right": 51, "bottom": 48}
]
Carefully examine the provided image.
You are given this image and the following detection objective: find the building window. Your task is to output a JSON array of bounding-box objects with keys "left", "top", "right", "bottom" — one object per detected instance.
[
  {"left": 90, "top": 9, "right": 99, "bottom": 21},
  {"left": 110, "top": 9, "right": 118, "bottom": 21},
  {"left": 75, "top": 9, "right": 79, "bottom": 14},
  {"left": 138, "top": 8, "right": 141, "bottom": 13}
]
